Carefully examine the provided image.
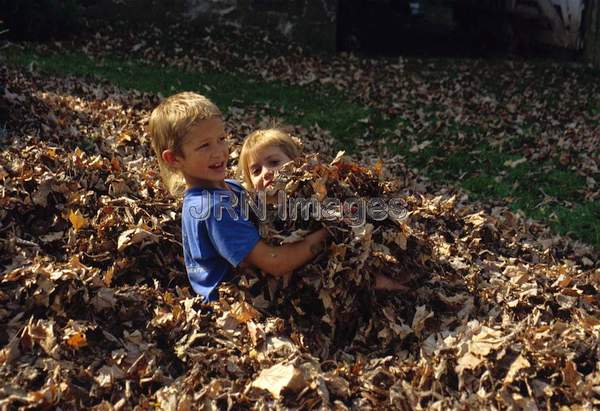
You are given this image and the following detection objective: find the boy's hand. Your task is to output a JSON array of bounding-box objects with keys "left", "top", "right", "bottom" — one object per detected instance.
[
  {"left": 308, "top": 228, "right": 329, "bottom": 256},
  {"left": 242, "top": 227, "right": 330, "bottom": 277}
]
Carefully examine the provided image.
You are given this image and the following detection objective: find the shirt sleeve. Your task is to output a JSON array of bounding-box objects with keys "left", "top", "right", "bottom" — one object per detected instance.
[{"left": 205, "top": 197, "right": 261, "bottom": 267}]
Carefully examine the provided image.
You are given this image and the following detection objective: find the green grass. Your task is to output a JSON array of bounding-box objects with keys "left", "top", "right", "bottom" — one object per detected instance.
[
  {"left": 387, "top": 133, "right": 599, "bottom": 248},
  {"left": 4, "top": 47, "right": 599, "bottom": 249}
]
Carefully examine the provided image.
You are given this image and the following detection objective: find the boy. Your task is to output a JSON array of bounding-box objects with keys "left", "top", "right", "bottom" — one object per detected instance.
[
  {"left": 148, "top": 93, "right": 328, "bottom": 301},
  {"left": 239, "top": 128, "right": 409, "bottom": 292}
]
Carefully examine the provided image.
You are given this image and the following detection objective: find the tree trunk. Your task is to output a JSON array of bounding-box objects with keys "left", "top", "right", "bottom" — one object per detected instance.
[
  {"left": 536, "top": 0, "right": 570, "bottom": 47},
  {"left": 584, "top": 0, "right": 600, "bottom": 66}
]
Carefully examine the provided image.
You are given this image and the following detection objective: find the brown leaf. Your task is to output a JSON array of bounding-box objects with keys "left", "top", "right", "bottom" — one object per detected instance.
[
  {"left": 65, "top": 332, "right": 88, "bottom": 349},
  {"left": 251, "top": 363, "right": 307, "bottom": 398},
  {"left": 68, "top": 209, "right": 87, "bottom": 231}
]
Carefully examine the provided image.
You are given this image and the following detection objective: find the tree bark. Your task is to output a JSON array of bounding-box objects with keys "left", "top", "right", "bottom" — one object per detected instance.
[
  {"left": 584, "top": 0, "right": 600, "bottom": 66},
  {"left": 535, "top": 0, "right": 570, "bottom": 47}
]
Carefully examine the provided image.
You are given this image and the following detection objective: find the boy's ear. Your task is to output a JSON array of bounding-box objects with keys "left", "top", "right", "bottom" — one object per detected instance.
[{"left": 162, "top": 149, "right": 182, "bottom": 169}]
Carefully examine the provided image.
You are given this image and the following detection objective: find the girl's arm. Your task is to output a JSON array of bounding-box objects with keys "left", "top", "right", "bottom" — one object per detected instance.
[{"left": 242, "top": 228, "right": 329, "bottom": 277}]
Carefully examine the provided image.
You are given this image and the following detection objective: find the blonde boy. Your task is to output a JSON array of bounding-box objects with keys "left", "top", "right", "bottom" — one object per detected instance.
[{"left": 148, "top": 93, "right": 328, "bottom": 301}]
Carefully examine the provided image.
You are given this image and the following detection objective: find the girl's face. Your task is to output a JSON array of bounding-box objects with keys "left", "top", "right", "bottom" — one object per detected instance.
[{"left": 247, "top": 145, "right": 292, "bottom": 191}]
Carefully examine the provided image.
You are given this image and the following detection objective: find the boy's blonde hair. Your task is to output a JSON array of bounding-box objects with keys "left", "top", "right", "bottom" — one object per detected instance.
[
  {"left": 239, "top": 128, "right": 300, "bottom": 188},
  {"left": 148, "top": 92, "right": 222, "bottom": 196}
]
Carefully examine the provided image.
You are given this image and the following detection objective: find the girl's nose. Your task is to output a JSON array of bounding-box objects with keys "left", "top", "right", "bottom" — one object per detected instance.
[{"left": 260, "top": 169, "right": 274, "bottom": 188}]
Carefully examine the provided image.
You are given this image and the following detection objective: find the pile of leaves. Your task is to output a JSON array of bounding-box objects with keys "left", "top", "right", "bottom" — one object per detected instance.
[
  {"left": 242, "top": 153, "right": 432, "bottom": 352},
  {"left": 1, "top": 65, "right": 600, "bottom": 410}
]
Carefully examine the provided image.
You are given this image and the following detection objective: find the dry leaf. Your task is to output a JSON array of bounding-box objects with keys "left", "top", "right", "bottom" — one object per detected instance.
[
  {"left": 117, "top": 227, "right": 160, "bottom": 251},
  {"left": 65, "top": 332, "right": 87, "bottom": 349},
  {"left": 231, "top": 301, "right": 261, "bottom": 323},
  {"left": 251, "top": 363, "right": 306, "bottom": 398},
  {"left": 504, "top": 354, "right": 530, "bottom": 383},
  {"left": 411, "top": 305, "right": 433, "bottom": 337},
  {"left": 68, "top": 210, "right": 87, "bottom": 231}
]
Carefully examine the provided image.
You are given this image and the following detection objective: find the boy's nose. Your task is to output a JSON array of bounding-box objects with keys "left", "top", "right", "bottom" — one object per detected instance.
[{"left": 212, "top": 146, "right": 228, "bottom": 158}]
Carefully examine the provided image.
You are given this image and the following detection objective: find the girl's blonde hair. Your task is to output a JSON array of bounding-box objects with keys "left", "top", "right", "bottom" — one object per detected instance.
[
  {"left": 148, "top": 92, "right": 221, "bottom": 196},
  {"left": 239, "top": 128, "right": 300, "bottom": 188}
]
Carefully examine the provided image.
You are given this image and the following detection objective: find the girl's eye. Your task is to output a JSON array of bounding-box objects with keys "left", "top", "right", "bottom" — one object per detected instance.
[
  {"left": 269, "top": 160, "right": 280, "bottom": 166},
  {"left": 251, "top": 168, "right": 260, "bottom": 176}
]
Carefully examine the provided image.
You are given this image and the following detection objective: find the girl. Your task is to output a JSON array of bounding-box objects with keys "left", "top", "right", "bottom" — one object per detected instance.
[
  {"left": 239, "top": 128, "right": 409, "bottom": 292},
  {"left": 239, "top": 128, "right": 300, "bottom": 193}
]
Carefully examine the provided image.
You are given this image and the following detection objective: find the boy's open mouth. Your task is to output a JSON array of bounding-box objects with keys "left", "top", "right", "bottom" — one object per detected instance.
[{"left": 209, "top": 161, "right": 226, "bottom": 171}]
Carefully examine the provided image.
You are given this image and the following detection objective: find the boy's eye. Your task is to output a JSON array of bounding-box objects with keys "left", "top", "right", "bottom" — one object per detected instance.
[
  {"left": 219, "top": 136, "right": 226, "bottom": 142},
  {"left": 269, "top": 160, "right": 280, "bottom": 166},
  {"left": 196, "top": 142, "right": 209, "bottom": 150}
]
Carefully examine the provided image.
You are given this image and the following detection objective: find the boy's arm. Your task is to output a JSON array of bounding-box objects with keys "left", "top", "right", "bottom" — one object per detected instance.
[{"left": 242, "top": 228, "right": 329, "bottom": 277}]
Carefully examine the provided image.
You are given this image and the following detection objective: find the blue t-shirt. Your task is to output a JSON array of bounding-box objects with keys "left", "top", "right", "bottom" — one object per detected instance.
[{"left": 181, "top": 179, "right": 261, "bottom": 301}]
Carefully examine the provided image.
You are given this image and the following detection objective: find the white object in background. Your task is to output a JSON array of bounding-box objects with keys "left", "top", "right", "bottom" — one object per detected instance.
[
  {"left": 534, "top": 0, "right": 584, "bottom": 48},
  {"left": 557, "top": 0, "right": 585, "bottom": 47}
]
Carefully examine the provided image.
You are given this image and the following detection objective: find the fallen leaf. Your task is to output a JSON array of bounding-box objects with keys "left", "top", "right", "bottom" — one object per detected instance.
[
  {"left": 251, "top": 363, "right": 306, "bottom": 398},
  {"left": 504, "top": 354, "right": 530, "bottom": 383},
  {"left": 65, "top": 332, "right": 88, "bottom": 349},
  {"left": 69, "top": 210, "right": 87, "bottom": 231}
]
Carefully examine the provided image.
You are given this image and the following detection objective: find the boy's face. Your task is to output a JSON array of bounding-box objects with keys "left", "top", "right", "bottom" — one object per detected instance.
[
  {"left": 167, "top": 117, "right": 229, "bottom": 189},
  {"left": 248, "top": 145, "right": 292, "bottom": 191}
]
